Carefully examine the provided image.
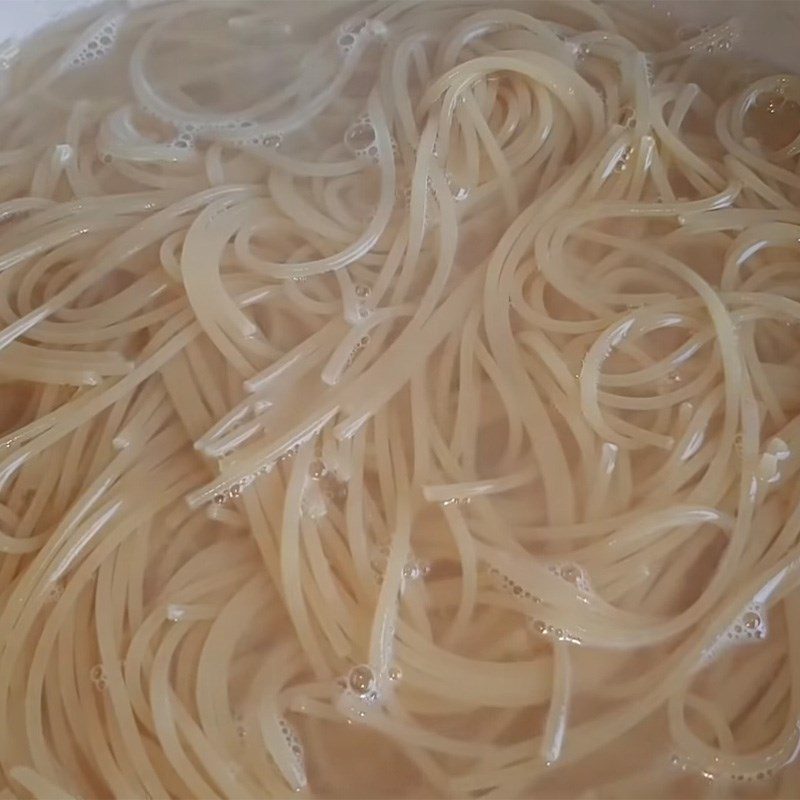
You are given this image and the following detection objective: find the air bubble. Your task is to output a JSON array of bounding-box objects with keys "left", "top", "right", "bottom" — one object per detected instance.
[
  {"left": 166, "top": 604, "right": 186, "bottom": 622},
  {"left": 345, "top": 121, "right": 375, "bottom": 153},
  {"left": 354, "top": 284, "right": 371, "bottom": 298},
  {"left": 742, "top": 610, "right": 761, "bottom": 630},
  {"left": 388, "top": 666, "right": 402, "bottom": 681},
  {"left": 348, "top": 664, "right": 375, "bottom": 696},
  {"left": 370, "top": 545, "right": 427, "bottom": 585}
]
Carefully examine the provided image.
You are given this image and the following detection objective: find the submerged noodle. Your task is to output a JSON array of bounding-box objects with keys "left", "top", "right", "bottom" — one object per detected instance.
[{"left": 0, "top": 1, "right": 799, "bottom": 798}]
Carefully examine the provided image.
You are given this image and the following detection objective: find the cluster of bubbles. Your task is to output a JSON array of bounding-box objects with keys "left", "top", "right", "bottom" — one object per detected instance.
[
  {"left": 701, "top": 603, "right": 768, "bottom": 665},
  {"left": 276, "top": 716, "right": 306, "bottom": 783},
  {"left": 486, "top": 564, "right": 541, "bottom": 604},
  {"left": 336, "top": 18, "right": 388, "bottom": 56},
  {"left": 89, "top": 663, "right": 108, "bottom": 692},
  {"left": 344, "top": 114, "right": 379, "bottom": 163},
  {"left": 333, "top": 663, "right": 399, "bottom": 722},
  {"left": 175, "top": 123, "right": 281, "bottom": 155},
  {"left": 670, "top": 753, "right": 775, "bottom": 784},
  {"left": 344, "top": 337, "right": 373, "bottom": 370},
  {"left": 755, "top": 77, "right": 795, "bottom": 113},
  {"left": 644, "top": 56, "right": 656, "bottom": 85},
  {"left": 308, "top": 459, "right": 328, "bottom": 481},
  {"left": 528, "top": 618, "right": 583, "bottom": 645},
  {"left": 212, "top": 474, "right": 256, "bottom": 506},
  {"left": 209, "top": 433, "right": 336, "bottom": 506},
  {"left": 439, "top": 496, "right": 472, "bottom": 508},
  {"left": 277, "top": 717, "right": 304, "bottom": 759},
  {"left": 65, "top": 15, "right": 123, "bottom": 70},
  {"left": 571, "top": 41, "right": 591, "bottom": 63},
  {"left": 107, "top": 104, "right": 285, "bottom": 161},
  {"left": 677, "top": 22, "right": 739, "bottom": 55},
  {"left": 210, "top": 438, "right": 343, "bottom": 508},
  {"left": 347, "top": 283, "right": 373, "bottom": 322},
  {"left": 613, "top": 144, "right": 634, "bottom": 173},
  {"left": 335, "top": 664, "right": 381, "bottom": 721}
]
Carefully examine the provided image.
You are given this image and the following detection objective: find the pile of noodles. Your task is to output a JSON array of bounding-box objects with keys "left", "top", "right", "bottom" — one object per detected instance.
[{"left": 0, "top": 1, "right": 799, "bottom": 798}]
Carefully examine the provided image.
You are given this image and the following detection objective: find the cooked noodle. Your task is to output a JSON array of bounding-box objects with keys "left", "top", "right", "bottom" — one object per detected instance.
[{"left": 0, "top": 1, "right": 799, "bottom": 798}]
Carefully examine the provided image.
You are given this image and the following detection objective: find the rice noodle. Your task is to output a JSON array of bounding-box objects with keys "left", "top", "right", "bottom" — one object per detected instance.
[{"left": 0, "top": 1, "right": 799, "bottom": 798}]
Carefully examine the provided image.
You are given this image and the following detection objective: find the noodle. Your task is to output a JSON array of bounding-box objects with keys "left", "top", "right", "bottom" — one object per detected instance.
[{"left": 0, "top": 0, "right": 799, "bottom": 797}]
